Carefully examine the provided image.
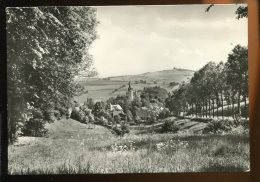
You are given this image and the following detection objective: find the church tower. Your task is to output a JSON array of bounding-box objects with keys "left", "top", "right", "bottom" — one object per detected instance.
[{"left": 127, "top": 81, "right": 134, "bottom": 101}]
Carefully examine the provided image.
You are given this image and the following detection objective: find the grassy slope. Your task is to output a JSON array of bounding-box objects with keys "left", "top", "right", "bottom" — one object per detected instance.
[
  {"left": 130, "top": 117, "right": 208, "bottom": 135},
  {"left": 75, "top": 69, "right": 194, "bottom": 102},
  {"left": 8, "top": 118, "right": 249, "bottom": 174}
]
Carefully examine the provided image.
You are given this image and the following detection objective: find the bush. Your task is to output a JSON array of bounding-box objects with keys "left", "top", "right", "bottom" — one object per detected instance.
[
  {"left": 58, "top": 107, "right": 67, "bottom": 117},
  {"left": 88, "top": 114, "right": 95, "bottom": 123},
  {"left": 53, "top": 110, "right": 61, "bottom": 119},
  {"left": 203, "top": 119, "right": 233, "bottom": 134},
  {"left": 158, "top": 108, "right": 170, "bottom": 119},
  {"left": 114, "top": 115, "right": 121, "bottom": 124},
  {"left": 112, "top": 123, "right": 130, "bottom": 136},
  {"left": 126, "top": 110, "right": 134, "bottom": 122},
  {"left": 121, "top": 122, "right": 130, "bottom": 134},
  {"left": 160, "top": 121, "right": 180, "bottom": 133},
  {"left": 70, "top": 109, "right": 85, "bottom": 123},
  {"left": 99, "top": 110, "right": 113, "bottom": 122},
  {"left": 21, "top": 109, "right": 48, "bottom": 137},
  {"left": 44, "top": 109, "right": 56, "bottom": 123},
  {"left": 203, "top": 118, "right": 249, "bottom": 134},
  {"left": 149, "top": 115, "right": 157, "bottom": 124},
  {"left": 100, "top": 116, "right": 108, "bottom": 125}
]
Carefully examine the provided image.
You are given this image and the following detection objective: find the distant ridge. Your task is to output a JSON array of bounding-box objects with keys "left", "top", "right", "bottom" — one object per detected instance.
[
  {"left": 106, "top": 68, "right": 194, "bottom": 79},
  {"left": 76, "top": 68, "right": 195, "bottom": 101}
]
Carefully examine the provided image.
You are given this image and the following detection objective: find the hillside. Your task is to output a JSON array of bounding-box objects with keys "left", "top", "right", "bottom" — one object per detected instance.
[
  {"left": 9, "top": 118, "right": 249, "bottom": 174},
  {"left": 107, "top": 68, "right": 194, "bottom": 82},
  {"left": 75, "top": 68, "right": 194, "bottom": 102}
]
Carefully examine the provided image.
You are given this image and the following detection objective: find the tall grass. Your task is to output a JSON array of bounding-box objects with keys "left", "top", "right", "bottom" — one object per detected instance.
[{"left": 8, "top": 133, "right": 249, "bottom": 174}]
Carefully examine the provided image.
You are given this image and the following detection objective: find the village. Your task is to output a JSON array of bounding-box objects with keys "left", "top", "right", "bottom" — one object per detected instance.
[{"left": 67, "top": 81, "right": 171, "bottom": 136}]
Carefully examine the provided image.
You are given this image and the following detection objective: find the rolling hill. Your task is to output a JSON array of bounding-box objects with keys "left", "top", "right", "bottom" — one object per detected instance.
[{"left": 75, "top": 68, "right": 194, "bottom": 102}]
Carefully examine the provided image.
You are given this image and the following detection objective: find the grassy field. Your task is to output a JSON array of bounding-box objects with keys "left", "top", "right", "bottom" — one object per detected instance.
[
  {"left": 75, "top": 68, "right": 194, "bottom": 102},
  {"left": 8, "top": 118, "right": 249, "bottom": 174}
]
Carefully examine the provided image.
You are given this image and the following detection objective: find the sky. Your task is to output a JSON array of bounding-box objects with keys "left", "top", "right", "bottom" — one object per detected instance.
[{"left": 89, "top": 4, "right": 248, "bottom": 78}]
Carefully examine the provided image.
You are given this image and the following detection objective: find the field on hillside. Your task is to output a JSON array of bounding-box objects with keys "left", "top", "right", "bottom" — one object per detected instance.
[
  {"left": 75, "top": 69, "right": 194, "bottom": 102},
  {"left": 8, "top": 118, "right": 249, "bottom": 174}
]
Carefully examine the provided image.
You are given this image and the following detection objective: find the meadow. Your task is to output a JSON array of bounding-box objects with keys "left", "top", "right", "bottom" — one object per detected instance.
[{"left": 8, "top": 118, "right": 249, "bottom": 174}]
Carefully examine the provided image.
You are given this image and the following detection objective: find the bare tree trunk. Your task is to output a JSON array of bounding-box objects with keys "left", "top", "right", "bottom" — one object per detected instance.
[
  {"left": 205, "top": 99, "right": 208, "bottom": 118},
  {"left": 212, "top": 99, "right": 215, "bottom": 118},
  {"left": 244, "top": 95, "right": 247, "bottom": 118},
  {"left": 232, "top": 98, "right": 235, "bottom": 118},
  {"left": 208, "top": 98, "right": 211, "bottom": 118},
  {"left": 227, "top": 99, "right": 230, "bottom": 116},
  {"left": 238, "top": 91, "right": 241, "bottom": 116},
  {"left": 201, "top": 100, "right": 204, "bottom": 117},
  {"left": 191, "top": 104, "right": 193, "bottom": 117},
  {"left": 216, "top": 98, "right": 219, "bottom": 118},
  {"left": 221, "top": 91, "right": 224, "bottom": 119},
  {"left": 195, "top": 103, "right": 198, "bottom": 118}
]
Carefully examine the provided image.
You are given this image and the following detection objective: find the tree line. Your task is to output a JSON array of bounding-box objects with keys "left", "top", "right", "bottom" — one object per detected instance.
[{"left": 166, "top": 45, "right": 248, "bottom": 119}]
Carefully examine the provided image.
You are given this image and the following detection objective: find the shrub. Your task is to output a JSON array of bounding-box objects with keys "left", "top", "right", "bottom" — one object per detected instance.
[
  {"left": 112, "top": 123, "right": 129, "bottom": 136},
  {"left": 44, "top": 109, "right": 56, "bottom": 123},
  {"left": 149, "top": 115, "right": 157, "bottom": 124},
  {"left": 158, "top": 108, "right": 170, "bottom": 119},
  {"left": 53, "top": 110, "right": 61, "bottom": 119},
  {"left": 121, "top": 122, "right": 130, "bottom": 134},
  {"left": 203, "top": 119, "right": 233, "bottom": 134},
  {"left": 203, "top": 118, "right": 249, "bottom": 135},
  {"left": 100, "top": 116, "right": 108, "bottom": 125},
  {"left": 70, "top": 109, "right": 85, "bottom": 123},
  {"left": 88, "top": 114, "right": 95, "bottom": 123},
  {"left": 112, "top": 126, "right": 122, "bottom": 135},
  {"left": 58, "top": 107, "right": 67, "bottom": 117},
  {"left": 82, "top": 116, "right": 89, "bottom": 124},
  {"left": 114, "top": 115, "right": 121, "bottom": 124},
  {"left": 21, "top": 109, "right": 48, "bottom": 137},
  {"left": 99, "top": 110, "right": 113, "bottom": 122},
  {"left": 126, "top": 110, "right": 134, "bottom": 122},
  {"left": 160, "top": 121, "right": 180, "bottom": 133}
]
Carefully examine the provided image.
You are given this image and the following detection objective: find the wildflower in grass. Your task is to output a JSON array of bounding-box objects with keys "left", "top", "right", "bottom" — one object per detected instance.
[
  {"left": 155, "top": 139, "right": 189, "bottom": 152},
  {"left": 110, "top": 141, "right": 137, "bottom": 153}
]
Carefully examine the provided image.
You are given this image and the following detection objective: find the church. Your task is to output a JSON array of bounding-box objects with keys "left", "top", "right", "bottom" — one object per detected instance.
[{"left": 126, "top": 82, "right": 139, "bottom": 102}]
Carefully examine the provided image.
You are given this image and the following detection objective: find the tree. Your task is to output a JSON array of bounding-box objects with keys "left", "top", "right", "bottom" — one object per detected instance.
[
  {"left": 206, "top": 4, "right": 248, "bottom": 19},
  {"left": 166, "top": 82, "right": 187, "bottom": 116},
  {"left": 225, "top": 45, "right": 248, "bottom": 117},
  {"left": 7, "top": 7, "right": 98, "bottom": 143},
  {"left": 141, "top": 86, "right": 168, "bottom": 104},
  {"left": 84, "top": 98, "right": 95, "bottom": 109}
]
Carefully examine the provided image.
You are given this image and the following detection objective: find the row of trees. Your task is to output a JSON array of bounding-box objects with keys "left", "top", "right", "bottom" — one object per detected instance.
[
  {"left": 166, "top": 45, "right": 248, "bottom": 119},
  {"left": 7, "top": 7, "right": 99, "bottom": 143}
]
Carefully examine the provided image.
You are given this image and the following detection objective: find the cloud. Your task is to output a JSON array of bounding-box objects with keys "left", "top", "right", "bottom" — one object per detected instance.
[{"left": 89, "top": 4, "right": 248, "bottom": 77}]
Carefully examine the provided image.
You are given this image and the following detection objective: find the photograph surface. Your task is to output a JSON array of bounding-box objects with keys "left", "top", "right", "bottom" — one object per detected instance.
[{"left": 7, "top": 4, "right": 249, "bottom": 174}]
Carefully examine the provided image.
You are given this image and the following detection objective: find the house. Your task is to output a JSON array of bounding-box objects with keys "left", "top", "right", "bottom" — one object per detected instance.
[{"left": 110, "top": 104, "right": 125, "bottom": 118}]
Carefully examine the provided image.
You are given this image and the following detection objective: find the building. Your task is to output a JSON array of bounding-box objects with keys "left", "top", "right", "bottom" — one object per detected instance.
[
  {"left": 110, "top": 104, "right": 125, "bottom": 118},
  {"left": 126, "top": 81, "right": 134, "bottom": 101}
]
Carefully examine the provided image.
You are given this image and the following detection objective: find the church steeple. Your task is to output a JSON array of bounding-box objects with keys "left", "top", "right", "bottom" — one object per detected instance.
[
  {"left": 128, "top": 81, "right": 133, "bottom": 91},
  {"left": 127, "top": 81, "right": 134, "bottom": 101}
]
